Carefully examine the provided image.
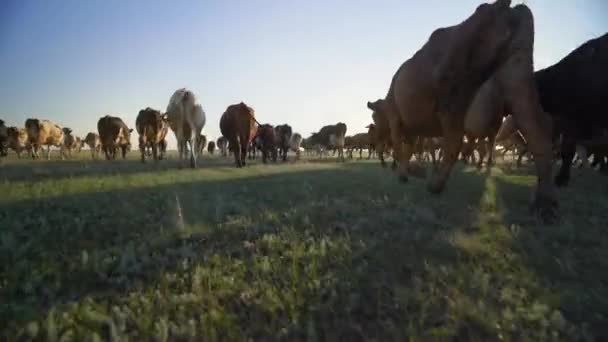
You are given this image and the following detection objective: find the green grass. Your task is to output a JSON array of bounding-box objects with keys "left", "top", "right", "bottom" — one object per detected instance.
[{"left": 1, "top": 152, "right": 607, "bottom": 341}]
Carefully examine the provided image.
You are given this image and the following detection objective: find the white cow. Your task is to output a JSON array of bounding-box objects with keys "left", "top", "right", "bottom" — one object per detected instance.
[
  {"left": 289, "top": 133, "right": 303, "bottom": 160},
  {"left": 166, "top": 88, "right": 206, "bottom": 168}
]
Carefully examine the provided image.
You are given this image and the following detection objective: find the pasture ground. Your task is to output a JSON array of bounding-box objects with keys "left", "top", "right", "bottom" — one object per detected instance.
[{"left": 1, "top": 151, "right": 607, "bottom": 341}]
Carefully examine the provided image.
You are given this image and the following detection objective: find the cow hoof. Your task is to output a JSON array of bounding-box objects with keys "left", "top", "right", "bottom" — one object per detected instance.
[
  {"left": 398, "top": 174, "right": 409, "bottom": 183},
  {"left": 554, "top": 174, "right": 569, "bottom": 187}
]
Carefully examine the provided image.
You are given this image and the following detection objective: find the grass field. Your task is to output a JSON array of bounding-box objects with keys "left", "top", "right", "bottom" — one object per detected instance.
[{"left": 1, "top": 152, "right": 607, "bottom": 341}]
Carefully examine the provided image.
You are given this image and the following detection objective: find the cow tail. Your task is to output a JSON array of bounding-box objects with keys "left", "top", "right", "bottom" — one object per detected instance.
[
  {"left": 142, "top": 126, "right": 148, "bottom": 147},
  {"left": 249, "top": 111, "right": 262, "bottom": 126}
]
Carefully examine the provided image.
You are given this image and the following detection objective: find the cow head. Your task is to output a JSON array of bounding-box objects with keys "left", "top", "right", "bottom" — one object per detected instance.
[
  {"left": 335, "top": 123, "right": 347, "bottom": 137},
  {"left": 62, "top": 127, "right": 73, "bottom": 135},
  {"left": 25, "top": 119, "right": 41, "bottom": 139},
  {"left": 0, "top": 120, "right": 4, "bottom": 126},
  {"left": 7, "top": 127, "right": 19, "bottom": 139}
]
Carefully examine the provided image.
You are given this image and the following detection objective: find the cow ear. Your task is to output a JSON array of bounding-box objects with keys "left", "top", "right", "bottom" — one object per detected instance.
[
  {"left": 129, "top": 128, "right": 134, "bottom": 133},
  {"left": 367, "top": 101, "right": 376, "bottom": 110}
]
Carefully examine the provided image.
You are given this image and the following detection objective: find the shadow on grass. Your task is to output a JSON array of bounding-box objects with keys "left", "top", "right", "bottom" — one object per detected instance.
[
  {"left": 494, "top": 168, "right": 608, "bottom": 340},
  {"left": 5, "top": 161, "right": 551, "bottom": 340}
]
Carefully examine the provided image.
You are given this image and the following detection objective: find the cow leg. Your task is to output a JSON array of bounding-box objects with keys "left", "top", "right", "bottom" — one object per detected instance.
[
  {"left": 231, "top": 137, "right": 241, "bottom": 167},
  {"left": 427, "top": 118, "right": 463, "bottom": 194},
  {"left": 190, "top": 129, "right": 197, "bottom": 168},
  {"left": 486, "top": 136, "right": 496, "bottom": 168},
  {"left": 506, "top": 91, "right": 557, "bottom": 221},
  {"left": 140, "top": 140, "right": 146, "bottom": 163},
  {"left": 378, "top": 144, "right": 386, "bottom": 167},
  {"left": 240, "top": 138, "right": 248, "bottom": 167},
  {"left": 477, "top": 141, "right": 487, "bottom": 169},
  {"left": 262, "top": 145, "right": 268, "bottom": 163},
  {"left": 389, "top": 118, "right": 411, "bottom": 181},
  {"left": 153, "top": 144, "right": 159, "bottom": 162},
  {"left": 47, "top": 145, "right": 52, "bottom": 160},
  {"left": 555, "top": 140, "right": 575, "bottom": 187}
]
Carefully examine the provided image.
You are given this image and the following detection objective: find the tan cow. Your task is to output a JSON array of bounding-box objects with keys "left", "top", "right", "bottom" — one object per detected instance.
[
  {"left": 366, "top": 1, "right": 556, "bottom": 221},
  {"left": 25, "top": 119, "right": 66, "bottom": 160},
  {"left": 84, "top": 132, "right": 101, "bottom": 160},
  {"left": 61, "top": 128, "right": 81, "bottom": 159},
  {"left": 6, "top": 127, "right": 30, "bottom": 158},
  {"left": 166, "top": 88, "right": 206, "bottom": 168},
  {"left": 136, "top": 107, "right": 169, "bottom": 163}
]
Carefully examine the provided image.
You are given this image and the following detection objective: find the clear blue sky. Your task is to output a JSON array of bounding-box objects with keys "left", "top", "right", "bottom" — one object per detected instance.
[{"left": 1, "top": 0, "right": 606, "bottom": 148}]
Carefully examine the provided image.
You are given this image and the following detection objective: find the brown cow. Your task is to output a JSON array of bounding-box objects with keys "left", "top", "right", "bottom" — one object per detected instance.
[
  {"left": 219, "top": 102, "right": 258, "bottom": 167},
  {"left": 366, "top": 114, "right": 393, "bottom": 168},
  {"left": 25, "top": 119, "right": 66, "bottom": 160},
  {"left": 366, "top": 1, "right": 556, "bottom": 221},
  {"left": 97, "top": 115, "right": 133, "bottom": 160},
  {"left": 6, "top": 127, "right": 30, "bottom": 158},
  {"left": 84, "top": 132, "right": 101, "bottom": 160},
  {"left": 255, "top": 124, "right": 278, "bottom": 163},
  {"left": 136, "top": 107, "right": 169, "bottom": 163}
]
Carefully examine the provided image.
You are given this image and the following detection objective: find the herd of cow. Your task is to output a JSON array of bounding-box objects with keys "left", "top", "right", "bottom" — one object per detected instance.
[{"left": 1, "top": 1, "right": 607, "bottom": 223}]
